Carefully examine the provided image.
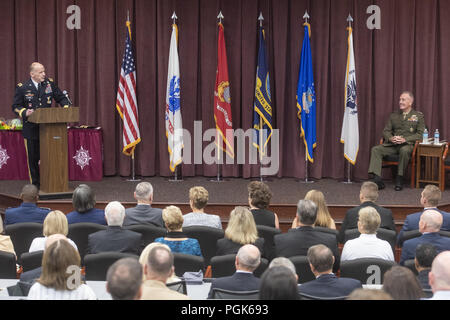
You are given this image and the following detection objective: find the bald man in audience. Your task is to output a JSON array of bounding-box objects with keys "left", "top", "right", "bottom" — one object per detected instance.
[
  {"left": 207, "top": 244, "right": 261, "bottom": 299},
  {"left": 428, "top": 251, "right": 450, "bottom": 300},
  {"left": 400, "top": 210, "right": 450, "bottom": 265}
]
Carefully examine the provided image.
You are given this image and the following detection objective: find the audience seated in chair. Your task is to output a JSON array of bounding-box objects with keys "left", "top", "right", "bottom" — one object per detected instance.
[
  {"left": 274, "top": 200, "right": 340, "bottom": 272},
  {"left": 247, "top": 181, "right": 279, "bottom": 229},
  {"left": 259, "top": 266, "right": 299, "bottom": 300},
  {"left": 87, "top": 201, "right": 142, "bottom": 255},
  {"left": 123, "top": 182, "right": 164, "bottom": 228},
  {"left": 0, "top": 215, "right": 15, "bottom": 257},
  {"left": 208, "top": 244, "right": 261, "bottom": 299},
  {"left": 106, "top": 257, "right": 143, "bottom": 300},
  {"left": 398, "top": 185, "right": 450, "bottom": 246},
  {"left": 400, "top": 210, "right": 450, "bottom": 265},
  {"left": 66, "top": 184, "right": 106, "bottom": 225},
  {"left": 29, "top": 210, "right": 78, "bottom": 253},
  {"left": 139, "top": 242, "right": 180, "bottom": 284},
  {"left": 154, "top": 206, "right": 202, "bottom": 257},
  {"left": 140, "top": 245, "right": 190, "bottom": 300},
  {"left": 298, "top": 244, "right": 362, "bottom": 298},
  {"left": 428, "top": 251, "right": 450, "bottom": 300},
  {"left": 305, "top": 190, "right": 336, "bottom": 229},
  {"left": 347, "top": 288, "right": 393, "bottom": 300},
  {"left": 268, "top": 257, "right": 298, "bottom": 281},
  {"left": 215, "top": 206, "right": 264, "bottom": 257},
  {"left": 415, "top": 243, "right": 438, "bottom": 290},
  {"left": 382, "top": 266, "right": 423, "bottom": 300},
  {"left": 182, "top": 186, "right": 222, "bottom": 229},
  {"left": 341, "top": 207, "right": 394, "bottom": 262},
  {"left": 339, "top": 182, "right": 395, "bottom": 243},
  {"left": 27, "top": 237, "right": 96, "bottom": 300},
  {"left": 4, "top": 184, "right": 50, "bottom": 225}
]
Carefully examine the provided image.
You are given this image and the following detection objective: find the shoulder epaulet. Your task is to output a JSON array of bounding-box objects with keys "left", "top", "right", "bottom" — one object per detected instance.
[{"left": 17, "top": 83, "right": 22, "bottom": 87}]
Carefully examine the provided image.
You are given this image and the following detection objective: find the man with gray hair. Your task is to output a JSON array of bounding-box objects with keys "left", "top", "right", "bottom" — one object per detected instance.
[
  {"left": 87, "top": 201, "right": 142, "bottom": 255},
  {"left": 274, "top": 199, "right": 340, "bottom": 272},
  {"left": 123, "top": 182, "right": 164, "bottom": 228},
  {"left": 207, "top": 244, "right": 261, "bottom": 299},
  {"left": 141, "top": 246, "right": 189, "bottom": 300},
  {"left": 428, "top": 251, "right": 450, "bottom": 299},
  {"left": 106, "top": 257, "right": 143, "bottom": 300},
  {"left": 400, "top": 210, "right": 450, "bottom": 265}
]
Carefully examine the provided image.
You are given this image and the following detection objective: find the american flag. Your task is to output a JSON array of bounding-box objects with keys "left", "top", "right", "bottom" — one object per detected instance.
[{"left": 116, "top": 21, "right": 141, "bottom": 156}]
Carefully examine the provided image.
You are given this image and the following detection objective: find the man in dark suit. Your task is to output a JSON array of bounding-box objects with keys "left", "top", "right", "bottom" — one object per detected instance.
[
  {"left": 12, "top": 62, "right": 70, "bottom": 189},
  {"left": 400, "top": 210, "right": 450, "bottom": 265},
  {"left": 207, "top": 244, "right": 261, "bottom": 299},
  {"left": 299, "top": 244, "right": 362, "bottom": 298},
  {"left": 87, "top": 201, "right": 142, "bottom": 255},
  {"left": 339, "top": 181, "right": 395, "bottom": 243},
  {"left": 274, "top": 199, "right": 340, "bottom": 273},
  {"left": 4, "top": 184, "right": 50, "bottom": 225},
  {"left": 123, "top": 182, "right": 164, "bottom": 228},
  {"left": 414, "top": 243, "right": 437, "bottom": 290},
  {"left": 398, "top": 184, "right": 450, "bottom": 246}
]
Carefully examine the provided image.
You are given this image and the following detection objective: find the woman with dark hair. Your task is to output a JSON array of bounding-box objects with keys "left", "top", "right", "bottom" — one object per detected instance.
[
  {"left": 382, "top": 266, "right": 424, "bottom": 300},
  {"left": 66, "top": 184, "right": 106, "bottom": 225},
  {"left": 259, "top": 266, "right": 299, "bottom": 300},
  {"left": 247, "top": 181, "right": 279, "bottom": 229}
]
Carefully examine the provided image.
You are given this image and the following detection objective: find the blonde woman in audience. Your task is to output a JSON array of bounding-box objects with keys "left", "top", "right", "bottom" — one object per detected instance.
[
  {"left": 139, "top": 242, "right": 180, "bottom": 283},
  {"left": 27, "top": 236, "right": 96, "bottom": 300},
  {"left": 154, "top": 206, "right": 202, "bottom": 256},
  {"left": 0, "top": 215, "right": 15, "bottom": 257},
  {"left": 29, "top": 210, "right": 78, "bottom": 252},
  {"left": 216, "top": 206, "right": 264, "bottom": 256},
  {"left": 304, "top": 190, "right": 336, "bottom": 229},
  {"left": 182, "top": 186, "right": 222, "bottom": 229}
]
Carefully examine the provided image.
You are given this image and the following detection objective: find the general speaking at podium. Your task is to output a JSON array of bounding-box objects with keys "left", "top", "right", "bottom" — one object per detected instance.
[{"left": 12, "top": 62, "right": 70, "bottom": 189}]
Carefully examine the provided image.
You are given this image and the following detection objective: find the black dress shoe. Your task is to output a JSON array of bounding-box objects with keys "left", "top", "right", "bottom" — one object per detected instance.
[
  {"left": 395, "top": 176, "right": 403, "bottom": 191},
  {"left": 371, "top": 175, "right": 385, "bottom": 190},
  {"left": 395, "top": 185, "right": 403, "bottom": 191}
]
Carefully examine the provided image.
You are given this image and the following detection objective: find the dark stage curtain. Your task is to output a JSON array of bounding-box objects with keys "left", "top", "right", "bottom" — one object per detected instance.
[{"left": 1, "top": 0, "right": 449, "bottom": 180}]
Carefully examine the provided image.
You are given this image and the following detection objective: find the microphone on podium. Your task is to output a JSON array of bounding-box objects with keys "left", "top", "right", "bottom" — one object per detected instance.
[{"left": 63, "top": 90, "right": 73, "bottom": 107}]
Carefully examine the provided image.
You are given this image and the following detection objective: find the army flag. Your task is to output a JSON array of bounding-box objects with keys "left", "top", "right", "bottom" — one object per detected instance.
[
  {"left": 340, "top": 26, "right": 359, "bottom": 164},
  {"left": 253, "top": 24, "right": 273, "bottom": 157},
  {"left": 296, "top": 23, "right": 317, "bottom": 163},
  {"left": 165, "top": 23, "right": 183, "bottom": 172},
  {"left": 214, "top": 22, "right": 234, "bottom": 159},
  {"left": 115, "top": 20, "right": 141, "bottom": 156}
]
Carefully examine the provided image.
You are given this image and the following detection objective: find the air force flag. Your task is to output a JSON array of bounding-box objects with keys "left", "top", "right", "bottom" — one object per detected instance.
[
  {"left": 165, "top": 23, "right": 183, "bottom": 172},
  {"left": 340, "top": 26, "right": 359, "bottom": 165}
]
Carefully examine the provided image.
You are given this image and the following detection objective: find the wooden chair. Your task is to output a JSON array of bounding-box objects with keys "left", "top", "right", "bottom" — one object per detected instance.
[
  {"left": 380, "top": 138, "right": 419, "bottom": 188},
  {"left": 441, "top": 142, "right": 450, "bottom": 191}
]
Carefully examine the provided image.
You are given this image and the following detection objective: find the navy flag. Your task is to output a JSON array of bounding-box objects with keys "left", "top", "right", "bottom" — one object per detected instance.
[
  {"left": 297, "top": 23, "right": 317, "bottom": 163},
  {"left": 253, "top": 25, "right": 273, "bottom": 157}
]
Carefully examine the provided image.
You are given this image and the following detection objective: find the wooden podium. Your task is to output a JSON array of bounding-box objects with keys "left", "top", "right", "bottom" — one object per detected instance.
[{"left": 28, "top": 107, "right": 79, "bottom": 199}]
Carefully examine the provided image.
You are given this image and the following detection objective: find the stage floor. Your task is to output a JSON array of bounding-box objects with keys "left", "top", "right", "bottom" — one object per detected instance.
[{"left": 0, "top": 176, "right": 448, "bottom": 206}]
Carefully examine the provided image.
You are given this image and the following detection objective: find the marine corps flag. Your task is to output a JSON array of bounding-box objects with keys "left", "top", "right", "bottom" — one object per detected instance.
[
  {"left": 115, "top": 19, "right": 141, "bottom": 156},
  {"left": 253, "top": 24, "right": 273, "bottom": 157},
  {"left": 214, "top": 22, "right": 234, "bottom": 159},
  {"left": 165, "top": 22, "right": 183, "bottom": 172},
  {"left": 340, "top": 25, "right": 359, "bottom": 164},
  {"left": 297, "top": 23, "right": 317, "bottom": 163}
]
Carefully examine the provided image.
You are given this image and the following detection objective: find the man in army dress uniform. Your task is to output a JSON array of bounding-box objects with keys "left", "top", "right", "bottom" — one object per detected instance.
[
  {"left": 12, "top": 62, "right": 70, "bottom": 189},
  {"left": 368, "top": 91, "right": 425, "bottom": 191}
]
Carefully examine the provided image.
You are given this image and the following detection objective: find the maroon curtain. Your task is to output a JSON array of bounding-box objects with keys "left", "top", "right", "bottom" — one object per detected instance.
[
  {"left": 1, "top": 0, "right": 449, "bottom": 180},
  {"left": 0, "top": 131, "right": 29, "bottom": 180}
]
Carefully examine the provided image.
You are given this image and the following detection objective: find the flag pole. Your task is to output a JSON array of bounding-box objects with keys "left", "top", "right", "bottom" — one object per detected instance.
[
  {"left": 300, "top": 10, "right": 314, "bottom": 184},
  {"left": 258, "top": 12, "right": 265, "bottom": 182},
  {"left": 341, "top": 14, "right": 354, "bottom": 185},
  {"left": 211, "top": 11, "right": 225, "bottom": 183},
  {"left": 168, "top": 11, "right": 182, "bottom": 183},
  {"left": 126, "top": 149, "right": 141, "bottom": 182}
]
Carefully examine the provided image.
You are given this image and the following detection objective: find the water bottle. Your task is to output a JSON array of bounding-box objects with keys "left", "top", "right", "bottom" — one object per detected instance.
[
  {"left": 423, "top": 128, "right": 428, "bottom": 144},
  {"left": 434, "top": 129, "right": 440, "bottom": 144}
]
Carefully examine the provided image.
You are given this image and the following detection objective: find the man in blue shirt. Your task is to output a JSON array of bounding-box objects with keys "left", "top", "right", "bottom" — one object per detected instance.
[{"left": 5, "top": 184, "right": 50, "bottom": 225}]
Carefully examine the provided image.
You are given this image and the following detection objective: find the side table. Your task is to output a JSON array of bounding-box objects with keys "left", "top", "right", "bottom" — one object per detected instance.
[{"left": 416, "top": 143, "right": 446, "bottom": 190}]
